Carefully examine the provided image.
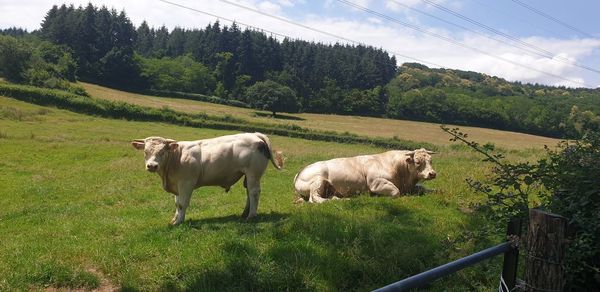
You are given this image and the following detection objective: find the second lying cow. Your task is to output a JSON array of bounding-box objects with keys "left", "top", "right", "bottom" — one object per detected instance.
[{"left": 294, "top": 148, "right": 436, "bottom": 203}]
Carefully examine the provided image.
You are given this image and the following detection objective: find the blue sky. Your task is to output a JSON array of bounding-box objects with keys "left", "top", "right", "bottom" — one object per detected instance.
[{"left": 2, "top": 0, "right": 600, "bottom": 88}]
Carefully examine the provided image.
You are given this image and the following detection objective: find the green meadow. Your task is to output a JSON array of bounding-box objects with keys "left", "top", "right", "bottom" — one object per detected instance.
[{"left": 0, "top": 95, "right": 541, "bottom": 291}]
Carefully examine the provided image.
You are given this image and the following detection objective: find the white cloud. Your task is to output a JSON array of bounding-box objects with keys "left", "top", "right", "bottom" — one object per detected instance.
[
  {"left": 277, "top": 0, "right": 294, "bottom": 7},
  {"left": 366, "top": 17, "right": 383, "bottom": 24},
  {"left": 385, "top": 0, "right": 421, "bottom": 12},
  {"left": 354, "top": 0, "right": 372, "bottom": 8},
  {"left": 257, "top": 1, "right": 282, "bottom": 14}
]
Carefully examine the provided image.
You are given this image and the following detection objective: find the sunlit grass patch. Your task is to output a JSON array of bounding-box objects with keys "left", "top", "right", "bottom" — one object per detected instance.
[{"left": 0, "top": 95, "right": 539, "bottom": 290}]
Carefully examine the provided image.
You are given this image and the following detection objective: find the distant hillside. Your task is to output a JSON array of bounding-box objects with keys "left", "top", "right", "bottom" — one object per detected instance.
[
  {"left": 1, "top": 3, "right": 599, "bottom": 138},
  {"left": 385, "top": 63, "right": 600, "bottom": 138}
]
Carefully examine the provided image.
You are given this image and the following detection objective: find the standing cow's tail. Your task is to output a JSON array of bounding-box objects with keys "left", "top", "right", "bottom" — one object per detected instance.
[{"left": 255, "top": 132, "right": 284, "bottom": 170}]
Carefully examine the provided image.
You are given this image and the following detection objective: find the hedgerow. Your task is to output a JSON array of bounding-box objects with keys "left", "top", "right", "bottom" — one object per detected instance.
[
  {"left": 0, "top": 83, "right": 434, "bottom": 151},
  {"left": 145, "top": 89, "right": 250, "bottom": 108}
]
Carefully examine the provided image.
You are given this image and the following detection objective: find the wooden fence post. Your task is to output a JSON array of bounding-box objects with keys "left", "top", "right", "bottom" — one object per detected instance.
[
  {"left": 501, "top": 218, "right": 522, "bottom": 291},
  {"left": 524, "top": 209, "right": 569, "bottom": 292}
]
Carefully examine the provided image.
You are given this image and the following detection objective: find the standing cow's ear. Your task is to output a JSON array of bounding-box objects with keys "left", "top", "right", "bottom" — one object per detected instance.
[
  {"left": 168, "top": 142, "right": 179, "bottom": 151},
  {"left": 132, "top": 140, "right": 145, "bottom": 150}
]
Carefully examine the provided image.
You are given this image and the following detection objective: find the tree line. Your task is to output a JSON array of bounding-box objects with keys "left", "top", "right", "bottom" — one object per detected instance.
[
  {"left": 32, "top": 3, "right": 396, "bottom": 116},
  {"left": 1, "top": 3, "right": 599, "bottom": 138}
]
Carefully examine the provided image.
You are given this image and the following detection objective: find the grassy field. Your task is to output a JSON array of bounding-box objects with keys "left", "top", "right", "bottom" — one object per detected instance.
[
  {"left": 0, "top": 94, "right": 533, "bottom": 291},
  {"left": 81, "top": 82, "right": 560, "bottom": 150}
]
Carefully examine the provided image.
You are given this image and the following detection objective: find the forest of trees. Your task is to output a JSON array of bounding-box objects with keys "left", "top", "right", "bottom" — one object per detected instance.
[{"left": 1, "top": 3, "right": 599, "bottom": 138}]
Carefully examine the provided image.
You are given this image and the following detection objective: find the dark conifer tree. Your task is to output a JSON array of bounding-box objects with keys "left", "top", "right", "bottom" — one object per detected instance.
[
  {"left": 167, "top": 27, "right": 185, "bottom": 57},
  {"left": 136, "top": 21, "right": 154, "bottom": 56}
]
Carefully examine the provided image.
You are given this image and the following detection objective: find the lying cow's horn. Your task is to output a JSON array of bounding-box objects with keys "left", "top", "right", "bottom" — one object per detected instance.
[
  {"left": 133, "top": 139, "right": 145, "bottom": 142},
  {"left": 426, "top": 150, "right": 437, "bottom": 154}
]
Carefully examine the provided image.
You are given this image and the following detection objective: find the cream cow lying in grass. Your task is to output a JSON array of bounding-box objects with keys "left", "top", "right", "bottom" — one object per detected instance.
[
  {"left": 132, "top": 132, "right": 283, "bottom": 225},
  {"left": 294, "top": 148, "right": 436, "bottom": 203}
]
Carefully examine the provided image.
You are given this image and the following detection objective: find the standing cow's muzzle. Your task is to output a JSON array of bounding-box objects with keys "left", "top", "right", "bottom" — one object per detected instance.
[{"left": 146, "top": 162, "right": 159, "bottom": 172}]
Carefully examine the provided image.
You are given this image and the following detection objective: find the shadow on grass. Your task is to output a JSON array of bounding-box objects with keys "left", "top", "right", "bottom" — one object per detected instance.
[
  {"left": 117, "top": 196, "right": 501, "bottom": 291},
  {"left": 253, "top": 111, "right": 305, "bottom": 121},
  {"left": 156, "top": 200, "right": 447, "bottom": 291},
  {"left": 184, "top": 212, "right": 289, "bottom": 229}
]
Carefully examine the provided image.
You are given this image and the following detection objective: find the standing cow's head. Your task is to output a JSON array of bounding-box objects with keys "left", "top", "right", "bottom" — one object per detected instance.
[
  {"left": 131, "top": 137, "right": 179, "bottom": 172},
  {"left": 406, "top": 148, "right": 437, "bottom": 180}
]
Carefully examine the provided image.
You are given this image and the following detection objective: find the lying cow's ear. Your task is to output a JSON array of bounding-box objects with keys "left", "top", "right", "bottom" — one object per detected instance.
[
  {"left": 168, "top": 143, "right": 179, "bottom": 151},
  {"left": 132, "top": 141, "right": 145, "bottom": 150},
  {"left": 405, "top": 151, "right": 415, "bottom": 164}
]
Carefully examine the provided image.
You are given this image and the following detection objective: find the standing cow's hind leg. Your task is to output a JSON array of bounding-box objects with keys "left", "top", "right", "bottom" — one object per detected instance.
[
  {"left": 241, "top": 176, "right": 250, "bottom": 218},
  {"left": 244, "top": 174, "right": 262, "bottom": 221}
]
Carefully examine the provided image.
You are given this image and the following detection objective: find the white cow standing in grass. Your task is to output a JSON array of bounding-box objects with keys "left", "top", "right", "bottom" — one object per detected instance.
[
  {"left": 132, "top": 132, "right": 283, "bottom": 225},
  {"left": 294, "top": 148, "right": 437, "bottom": 203}
]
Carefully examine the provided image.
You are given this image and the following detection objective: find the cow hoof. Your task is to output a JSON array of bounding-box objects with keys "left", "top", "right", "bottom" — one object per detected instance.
[
  {"left": 245, "top": 214, "right": 257, "bottom": 222},
  {"left": 171, "top": 216, "right": 184, "bottom": 225},
  {"left": 293, "top": 197, "right": 306, "bottom": 204}
]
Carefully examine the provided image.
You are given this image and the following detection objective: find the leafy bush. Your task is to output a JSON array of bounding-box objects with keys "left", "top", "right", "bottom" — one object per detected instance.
[
  {"left": 0, "top": 35, "right": 87, "bottom": 95},
  {"left": 442, "top": 125, "right": 600, "bottom": 289},
  {"left": 139, "top": 54, "right": 215, "bottom": 94},
  {"left": 246, "top": 80, "right": 300, "bottom": 117},
  {"left": 340, "top": 86, "right": 387, "bottom": 116},
  {"left": 0, "top": 35, "right": 32, "bottom": 82},
  {"left": 538, "top": 132, "right": 600, "bottom": 289},
  {"left": 441, "top": 126, "right": 536, "bottom": 226},
  {"left": 34, "top": 41, "right": 77, "bottom": 81}
]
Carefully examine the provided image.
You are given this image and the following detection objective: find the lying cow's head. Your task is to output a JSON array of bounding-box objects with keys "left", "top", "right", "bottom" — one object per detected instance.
[
  {"left": 131, "top": 137, "right": 179, "bottom": 172},
  {"left": 406, "top": 148, "right": 437, "bottom": 180}
]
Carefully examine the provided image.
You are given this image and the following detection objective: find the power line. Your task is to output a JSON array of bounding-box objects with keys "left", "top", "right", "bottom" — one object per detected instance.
[
  {"left": 157, "top": 0, "right": 446, "bottom": 68},
  {"left": 416, "top": 0, "right": 600, "bottom": 75},
  {"left": 217, "top": 0, "right": 441, "bottom": 67},
  {"left": 157, "top": 0, "right": 290, "bottom": 40},
  {"left": 336, "top": 0, "right": 590, "bottom": 87},
  {"left": 510, "top": 0, "right": 594, "bottom": 38},
  {"left": 387, "top": 0, "right": 600, "bottom": 75},
  {"left": 161, "top": 0, "right": 589, "bottom": 87},
  {"left": 469, "top": 0, "right": 570, "bottom": 39}
]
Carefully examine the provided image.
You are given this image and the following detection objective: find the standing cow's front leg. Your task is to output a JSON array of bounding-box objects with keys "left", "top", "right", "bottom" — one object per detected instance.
[
  {"left": 172, "top": 181, "right": 194, "bottom": 225},
  {"left": 368, "top": 178, "right": 401, "bottom": 197}
]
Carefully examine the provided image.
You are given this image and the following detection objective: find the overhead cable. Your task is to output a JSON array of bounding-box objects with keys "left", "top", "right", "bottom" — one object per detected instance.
[
  {"left": 416, "top": 0, "right": 600, "bottom": 74},
  {"left": 158, "top": 0, "right": 446, "bottom": 68},
  {"left": 336, "top": 0, "right": 589, "bottom": 87},
  {"left": 510, "top": 0, "right": 595, "bottom": 38}
]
